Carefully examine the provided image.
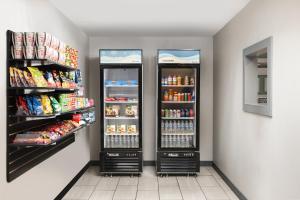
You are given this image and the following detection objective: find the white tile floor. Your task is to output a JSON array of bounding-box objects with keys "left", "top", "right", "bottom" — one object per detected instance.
[{"left": 63, "top": 166, "right": 239, "bottom": 200}]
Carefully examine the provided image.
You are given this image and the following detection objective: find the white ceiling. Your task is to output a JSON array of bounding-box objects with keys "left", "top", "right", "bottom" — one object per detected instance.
[{"left": 49, "top": 0, "right": 250, "bottom": 36}]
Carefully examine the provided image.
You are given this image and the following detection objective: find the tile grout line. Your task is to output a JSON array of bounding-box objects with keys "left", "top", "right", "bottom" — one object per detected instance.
[
  {"left": 135, "top": 176, "right": 139, "bottom": 200},
  {"left": 177, "top": 176, "right": 184, "bottom": 200},
  {"left": 157, "top": 175, "right": 161, "bottom": 200},
  {"left": 112, "top": 176, "right": 120, "bottom": 200},
  {"left": 211, "top": 175, "right": 232, "bottom": 200},
  {"left": 195, "top": 172, "right": 209, "bottom": 200}
]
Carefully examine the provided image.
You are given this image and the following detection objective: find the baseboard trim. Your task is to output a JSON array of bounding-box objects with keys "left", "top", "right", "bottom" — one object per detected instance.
[
  {"left": 54, "top": 161, "right": 91, "bottom": 200},
  {"left": 200, "top": 161, "right": 213, "bottom": 166},
  {"left": 89, "top": 160, "right": 99, "bottom": 166},
  {"left": 212, "top": 163, "right": 248, "bottom": 200}
]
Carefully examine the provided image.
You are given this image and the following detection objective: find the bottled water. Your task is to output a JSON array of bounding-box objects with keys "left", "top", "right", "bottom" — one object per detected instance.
[
  {"left": 173, "top": 121, "right": 177, "bottom": 133},
  {"left": 177, "top": 121, "right": 181, "bottom": 133},
  {"left": 166, "top": 135, "right": 170, "bottom": 148},
  {"left": 176, "top": 135, "right": 180, "bottom": 147},
  {"left": 189, "top": 120, "right": 194, "bottom": 132},
  {"left": 179, "top": 135, "right": 184, "bottom": 148},
  {"left": 161, "top": 121, "right": 165, "bottom": 133},
  {"left": 135, "top": 136, "right": 139, "bottom": 148},
  {"left": 185, "top": 121, "right": 189, "bottom": 133},
  {"left": 180, "top": 120, "right": 185, "bottom": 133},
  {"left": 189, "top": 136, "right": 193, "bottom": 147},
  {"left": 131, "top": 135, "right": 135, "bottom": 148},
  {"left": 165, "top": 121, "right": 169, "bottom": 133}
]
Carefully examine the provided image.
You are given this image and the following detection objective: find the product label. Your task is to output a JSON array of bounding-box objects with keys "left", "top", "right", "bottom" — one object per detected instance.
[
  {"left": 158, "top": 50, "right": 200, "bottom": 64},
  {"left": 100, "top": 50, "right": 142, "bottom": 64}
]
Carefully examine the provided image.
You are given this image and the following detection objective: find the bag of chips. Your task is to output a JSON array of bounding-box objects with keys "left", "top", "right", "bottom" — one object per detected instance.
[
  {"left": 44, "top": 71, "right": 56, "bottom": 87},
  {"left": 31, "top": 96, "right": 44, "bottom": 115},
  {"left": 49, "top": 96, "right": 61, "bottom": 113},
  {"left": 16, "top": 96, "right": 29, "bottom": 115},
  {"left": 52, "top": 70, "right": 62, "bottom": 88},
  {"left": 9, "top": 67, "right": 16, "bottom": 87},
  {"left": 41, "top": 95, "right": 53, "bottom": 115},
  {"left": 28, "top": 67, "right": 48, "bottom": 87},
  {"left": 23, "top": 70, "right": 36, "bottom": 87}
]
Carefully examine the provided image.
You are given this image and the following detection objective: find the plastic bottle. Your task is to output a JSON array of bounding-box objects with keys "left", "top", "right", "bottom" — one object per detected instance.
[
  {"left": 177, "top": 121, "right": 181, "bottom": 133},
  {"left": 181, "top": 121, "right": 185, "bottom": 132},
  {"left": 173, "top": 121, "right": 177, "bottom": 133},
  {"left": 185, "top": 121, "right": 189, "bottom": 133},
  {"left": 164, "top": 90, "right": 169, "bottom": 101},
  {"left": 192, "top": 90, "right": 195, "bottom": 101},
  {"left": 189, "top": 120, "right": 194, "bottom": 132},
  {"left": 168, "top": 75, "right": 172, "bottom": 85},
  {"left": 177, "top": 110, "right": 181, "bottom": 118},
  {"left": 161, "top": 77, "right": 165, "bottom": 86},
  {"left": 135, "top": 136, "right": 139, "bottom": 148},
  {"left": 173, "top": 75, "right": 177, "bottom": 85},
  {"left": 161, "top": 121, "right": 165, "bottom": 133}
]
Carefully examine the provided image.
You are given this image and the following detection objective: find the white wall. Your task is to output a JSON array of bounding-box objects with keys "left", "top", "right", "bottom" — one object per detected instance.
[
  {"left": 213, "top": 0, "right": 300, "bottom": 199},
  {"left": 0, "top": 1, "right": 90, "bottom": 200},
  {"left": 88, "top": 36, "right": 213, "bottom": 161}
]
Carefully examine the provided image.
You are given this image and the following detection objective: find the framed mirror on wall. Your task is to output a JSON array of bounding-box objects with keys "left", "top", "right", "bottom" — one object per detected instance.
[{"left": 243, "top": 37, "right": 273, "bottom": 117}]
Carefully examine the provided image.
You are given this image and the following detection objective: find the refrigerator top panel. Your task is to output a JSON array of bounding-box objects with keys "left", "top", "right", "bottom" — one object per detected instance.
[
  {"left": 100, "top": 49, "right": 142, "bottom": 64},
  {"left": 158, "top": 49, "right": 200, "bottom": 64}
]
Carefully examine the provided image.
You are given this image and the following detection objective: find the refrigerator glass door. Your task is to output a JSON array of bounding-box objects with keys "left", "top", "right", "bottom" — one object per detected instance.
[
  {"left": 103, "top": 68, "right": 139, "bottom": 149},
  {"left": 160, "top": 68, "right": 197, "bottom": 149}
]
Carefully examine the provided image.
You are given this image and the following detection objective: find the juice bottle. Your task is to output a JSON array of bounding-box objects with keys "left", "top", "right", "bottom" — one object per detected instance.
[
  {"left": 174, "top": 92, "right": 178, "bottom": 101},
  {"left": 173, "top": 75, "right": 177, "bottom": 85},
  {"left": 189, "top": 109, "right": 194, "bottom": 117},
  {"left": 184, "top": 76, "right": 189, "bottom": 85},
  {"left": 177, "top": 76, "right": 181, "bottom": 85},
  {"left": 164, "top": 90, "right": 169, "bottom": 101},
  {"left": 190, "top": 77, "right": 195, "bottom": 85},
  {"left": 188, "top": 93, "right": 192, "bottom": 101},
  {"left": 168, "top": 75, "right": 172, "bottom": 85},
  {"left": 168, "top": 89, "right": 173, "bottom": 101}
]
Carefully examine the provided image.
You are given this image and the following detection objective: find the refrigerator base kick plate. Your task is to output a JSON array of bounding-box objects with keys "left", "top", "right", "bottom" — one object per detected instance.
[
  {"left": 99, "top": 151, "right": 143, "bottom": 174},
  {"left": 156, "top": 151, "right": 200, "bottom": 175}
]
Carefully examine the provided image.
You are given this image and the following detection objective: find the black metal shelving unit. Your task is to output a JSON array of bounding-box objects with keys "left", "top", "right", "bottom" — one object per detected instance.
[
  {"left": 6, "top": 30, "right": 95, "bottom": 182},
  {"left": 99, "top": 49, "right": 143, "bottom": 175},
  {"left": 156, "top": 49, "right": 201, "bottom": 175}
]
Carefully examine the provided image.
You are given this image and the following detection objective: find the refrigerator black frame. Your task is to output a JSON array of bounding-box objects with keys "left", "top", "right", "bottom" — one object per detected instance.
[
  {"left": 156, "top": 49, "right": 201, "bottom": 152},
  {"left": 99, "top": 49, "right": 143, "bottom": 153}
]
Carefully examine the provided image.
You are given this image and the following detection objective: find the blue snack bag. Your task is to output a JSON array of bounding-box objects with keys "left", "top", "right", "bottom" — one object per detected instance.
[{"left": 31, "top": 96, "right": 44, "bottom": 115}]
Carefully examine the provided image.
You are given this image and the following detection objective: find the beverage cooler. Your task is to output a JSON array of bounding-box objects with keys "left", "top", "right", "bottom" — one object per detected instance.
[
  {"left": 99, "top": 49, "right": 143, "bottom": 175},
  {"left": 156, "top": 49, "right": 200, "bottom": 175}
]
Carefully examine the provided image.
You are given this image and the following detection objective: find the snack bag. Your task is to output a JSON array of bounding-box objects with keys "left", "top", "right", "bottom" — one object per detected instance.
[
  {"left": 41, "top": 95, "right": 53, "bottom": 115},
  {"left": 16, "top": 96, "right": 29, "bottom": 115},
  {"left": 59, "top": 71, "right": 70, "bottom": 88},
  {"left": 16, "top": 69, "right": 29, "bottom": 87},
  {"left": 13, "top": 68, "right": 22, "bottom": 87},
  {"left": 25, "top": 96, "right": 34, "bottom": 115},
  {"left": 125, "top": 105, "right": 137, "bottom": 117},
  {"left": 106, "top": 125, "right": 116, "bottom": 134},
  {"left": 31, "top": 96, "right": 44, "bottom": 115},
  {"left": 127, "top": 125, "right": 137, "bottom": 134},
  {"left": 23, "top": 70, "right": 36, "bottom": 87},
  {"left": 52, "top": 70, "right": 61, "bottom": 88},
  {"left": 117, "top": 125, "right": 126, "bottom": 134},
  {"left": 28, "top": 67, "right": 48, "bottom": 87},
  {"left": 9, "top": 67, "right": 16, "bottom": 87},
  {"left": 44, "top": 71, "right": 56, "bottom": 87},
  {"left": 49, "top": 96, "right": 61, "bottom": 113}
]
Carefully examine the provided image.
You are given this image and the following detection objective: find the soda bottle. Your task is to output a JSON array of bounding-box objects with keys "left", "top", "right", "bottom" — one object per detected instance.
[
  {"left": 168, "top": 89, "right": 173, "bottom": 101},
  {"left": 161, "top": 77, "right": 165, "bottom": 86},
  {"left": 190, "top": 77, "right": 195, "bottom": 85},
  {"left": 177, "top": 75, "right": 182, "bottom": 85},
  {"left": 161, "top": 109, "right": 165, "bottom": 117},
  {"left": 173, "top": 75, "right": 177, "bottom": 85},
  {"left": 181, "top": 109, "right": 185, "bottom": 117},
  {"left": 192, "top": 90, "right": 195, "bottom": 101},
  {"left": 177, "top": 110, "right": 181, "bottom": 118},
  {"left": 184, "top": 76, "right": 189, "bottom": 85},
  {"left": 188, "top": 93, "right": 192, "bottom": 101},
  {"left": 189, "top": 109, "right": 194, "bottom": 117},
  {"left": 185, "top": 109, "right": 189, "bottom": 117}
]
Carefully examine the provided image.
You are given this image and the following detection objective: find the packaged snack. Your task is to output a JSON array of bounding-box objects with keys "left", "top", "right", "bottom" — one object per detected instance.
[
  {"left": 52, "top": 70, "right": 61, "bottom": 88},
  {"left": 75, "top": 70, "right": 82, "bottom": 85},
  {"left": 127, "top": 125, "right": 137, "bottom": 134},
  {"left": 16, "top": 96, "right": 29, "bottom": 115},
  {"left": 106, "top": 125, "right": 116, "bottom": 134},
  {"left": 44, "top": 71, "right": 56, "bottom": 87},
  {"left": 9, "top": 67, "right": 16, "bottom": 87},
  {"left": 23, "top": 70, "right": 36, "bottom": 87},
  {"left": 13, "top": 132, "right": 51, "bottom": 145},
  {"left": 49, "top": 96, "right": 61, "bottom": 113},
  {"left": 117, "top": 125, "right": 126, "bottom": 134},
  {"left": 27, "top": 67, "right": 48, "bottom": 87},
  {"left": 125, "top": 105, "right": 137, "bottom": 117},
  {"left": 41, "top": 95, "right": 53, "bottom": 115},
  {"left": 59, "top": 71, "right": 70, "bottom": 88},
  {"left": 31, "top": 96, "right": 44, "bottom": 115},
  {"left": 105, "top": 105, "right": 120, "bottom": 117},
  {"left": 25, "top": 96, "right": 34, "bottom": 115},
  {"left": 13, "top": 68, "right": 22, "bottom": 87},
  {"left": 16, "top": 69, "right": 29, "bottom": 87}
]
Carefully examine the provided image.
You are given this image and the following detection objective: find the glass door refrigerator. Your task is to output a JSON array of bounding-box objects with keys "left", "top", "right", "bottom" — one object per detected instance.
[
  {"left": 99, "top": 49, "right": 143, "bottom": 175},
  {"left": 156, "top": 49, "right": 200, "bottom": 175}
]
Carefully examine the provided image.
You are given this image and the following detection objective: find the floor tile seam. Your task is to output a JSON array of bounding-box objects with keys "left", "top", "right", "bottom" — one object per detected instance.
[
  {"left": 176, "top": 176, "right": 184, "bottom": 200},
  {"left": 211, "top": 173, "right": 231, "bottom": 199},
  {"left": 112, "top": 177, "right": 121, "bottom": 200}
]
